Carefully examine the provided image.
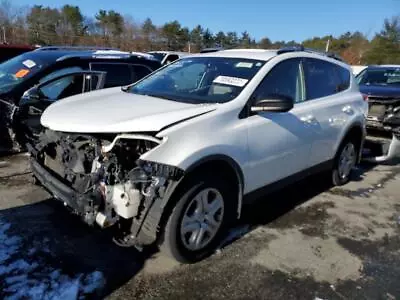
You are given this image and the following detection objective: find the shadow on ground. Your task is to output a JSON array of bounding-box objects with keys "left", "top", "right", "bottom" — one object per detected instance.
[{"left": 0, "top": 199, "right": 157, "bottom": 299}]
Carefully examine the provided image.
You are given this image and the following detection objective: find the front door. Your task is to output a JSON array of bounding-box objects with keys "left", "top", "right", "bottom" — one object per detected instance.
[{"left": 245, "top": 58, "right": 316, "bottom": 193}]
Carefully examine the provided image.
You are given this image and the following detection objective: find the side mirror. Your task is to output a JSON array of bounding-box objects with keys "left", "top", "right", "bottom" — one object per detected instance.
[
  {"left": 20, "top": 87, "right": 41, "bottom": 105},
  {"left": 251, "top": 96, "right": 294, "bottom": 113}
]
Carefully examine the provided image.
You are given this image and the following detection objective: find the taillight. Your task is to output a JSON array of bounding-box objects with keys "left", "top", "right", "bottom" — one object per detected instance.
[{"left": 362, "top": 94, "right": 369, "bottom": 101}]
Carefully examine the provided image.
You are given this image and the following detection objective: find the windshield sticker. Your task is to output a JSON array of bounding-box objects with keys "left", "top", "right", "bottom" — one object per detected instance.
[
  {"left": 15, "top": 69, "right": 30, "bottom": 78},
  {"left": 213, "top": 76, "right": 249, "bottom": 87},
  {"left": 236, "top": 62, "right": 253, "bottom": 68},
  {"left": 22, "top": 59, "right": 36, "bottom": 69}
]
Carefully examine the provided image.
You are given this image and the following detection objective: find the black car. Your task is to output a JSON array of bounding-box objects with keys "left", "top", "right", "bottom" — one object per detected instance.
[
  {"left": 0, "top": 47, "right": 161, "bottom": 152},
  {"left": 357, "top": 65, "right": 400, "bottom": 132}
]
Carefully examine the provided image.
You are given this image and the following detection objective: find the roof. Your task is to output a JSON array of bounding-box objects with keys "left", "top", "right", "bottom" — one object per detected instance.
[
  {"left": 193, "top": 49, "right": 279, "bottom": 61},
  {"left": 30, "top": 48, "right": 159, "bottom": 62}
]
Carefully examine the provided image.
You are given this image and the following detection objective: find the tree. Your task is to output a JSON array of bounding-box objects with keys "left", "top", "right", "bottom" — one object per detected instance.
[
  {"left": 58, "top": 5, "right": 84, "bottom": 44},
  {"left": 27, "top": 5, "right": 61, "bottom": 45},
  {"left": 259, "top": 37, "right": 272, "bottom": 49},
  {"left": 190, "top": 25, "right": 204, "bottom": 52},
  {"left": 141, "top": 17, "right": 157, "bottom": 50},
  {"left": 214, "top": 31, "right": 226, "bottom": 48},
  {"left": 95, "top": 9, "right": 124, "bottom": 45},
  {"left": 161, "top": 20, "right": 182, "bottom": 50},
  {"left": 224, "top": 31, "right": 238, "bottom": 48},
  {"left": 364, "top": 16, "right": 400, "bottom": 64},
  {"left": 202, "top": 28, "right": 214, "bottom": 48}
]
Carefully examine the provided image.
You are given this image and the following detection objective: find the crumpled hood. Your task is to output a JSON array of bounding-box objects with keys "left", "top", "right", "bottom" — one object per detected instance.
[{"left": 41, "top": 87, "right": 218, "bottom": 133}]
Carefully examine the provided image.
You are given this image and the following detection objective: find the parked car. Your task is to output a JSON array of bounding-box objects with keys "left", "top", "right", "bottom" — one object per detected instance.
[
  {"left": 29, "top": 46, "right": 367, "bottom": 263},
  {"left": 0, "top": 46, "right": 161, "bottom": 151},
  {"left": 356, "top": 65, "right": 400, "bottom": 132},
  {"left": 356, "top": 65, "right": 400, "bottom": 163},
  {"left": 147, "top": 51, "right": 190, "bottom": 65},
  {"left": 0, "top": 44, "right": 37, "bottom": 64},
  {"left": 351, "top": 65, "right": 367, "bottom": 76}
]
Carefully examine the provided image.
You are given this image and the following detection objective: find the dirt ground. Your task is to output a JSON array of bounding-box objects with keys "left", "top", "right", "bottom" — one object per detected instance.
[{"left": 0, "top": 153, "right": 400, "bottom": 300}]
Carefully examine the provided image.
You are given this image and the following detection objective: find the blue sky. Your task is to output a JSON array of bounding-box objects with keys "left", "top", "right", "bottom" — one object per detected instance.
[{"left": 14, "top": 0, "right": 400, "bottom": 42}]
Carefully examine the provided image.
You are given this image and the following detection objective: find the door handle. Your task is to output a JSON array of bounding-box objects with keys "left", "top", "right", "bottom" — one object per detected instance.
[
  {"left": 342, "top": 105, "right": 354, "bottom": 114},
  {"left": 300, "top": 115, "right": 316, "bottom": 124}
]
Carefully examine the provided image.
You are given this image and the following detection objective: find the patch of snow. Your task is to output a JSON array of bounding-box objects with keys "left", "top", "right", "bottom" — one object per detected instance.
[{"left": 0, "top": 218, "right": 105, "bottom": 299}]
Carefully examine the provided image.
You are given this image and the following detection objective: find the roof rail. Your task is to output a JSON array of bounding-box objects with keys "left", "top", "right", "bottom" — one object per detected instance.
[
  {"left": 35, "top": 46, "right": 119, "bottom": 52},
  {"left": 277, "top": 46, "right": 345, "bottom": 62},
  {"left": 200, "top": 47, "right": 224, "bottom": 53}
]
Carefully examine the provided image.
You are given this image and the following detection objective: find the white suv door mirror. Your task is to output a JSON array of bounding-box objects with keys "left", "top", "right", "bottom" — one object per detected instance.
[{"left": 251, "top": 96, "right": 294, "bottom": 113}]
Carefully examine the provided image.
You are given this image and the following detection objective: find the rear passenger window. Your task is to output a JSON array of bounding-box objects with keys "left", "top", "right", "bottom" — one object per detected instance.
[
  {"left": 303, "top": 58, "right": 349, "bottom": 100},
  {"left": 90, "top": 63, "right": 132, "bottom": 88}
]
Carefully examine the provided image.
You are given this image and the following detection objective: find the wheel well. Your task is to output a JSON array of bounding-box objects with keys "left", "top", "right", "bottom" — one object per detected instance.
[
  {"left": 342, "top": 125, "right": 364, "bottom": 159},
  {"left": 157, "top": 159, "right": 243, "bottom": 239}
]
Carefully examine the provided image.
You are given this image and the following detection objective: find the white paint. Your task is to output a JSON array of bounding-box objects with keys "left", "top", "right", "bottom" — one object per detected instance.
[
  {"left": 235, "top": 62, "right": 253, "bottom": 68},
  {"left": 22, "top": 59, "right": 36, "bottom": 69},
  {"left": 213, "top": 76, "right": 248, "bottom": 87},
  {"left": 40, "top": 88, "right": 218, "bottom": 133}
]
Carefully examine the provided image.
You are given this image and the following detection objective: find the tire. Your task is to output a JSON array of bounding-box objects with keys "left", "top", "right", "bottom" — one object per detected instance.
[
  {"left": 160, "top": 173, "right": 236, "bottom": 263},
  {"left": 331, "top": 138, "right": 358, "bottom": 186}
]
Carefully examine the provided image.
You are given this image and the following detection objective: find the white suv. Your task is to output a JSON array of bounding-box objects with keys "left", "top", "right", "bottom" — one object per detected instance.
[{"left": 29, "top": 47, "right": 367, "bottom": 263}]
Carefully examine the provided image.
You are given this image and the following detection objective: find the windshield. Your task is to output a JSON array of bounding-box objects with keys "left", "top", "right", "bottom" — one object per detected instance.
[
  {"left": 128, "top": 57, "right": 265, "bottom": 104},
  {"left": 149, "top": 52, "right": 167, "bottom": 62},
  {"left": 0, "top": 53, "right": 47, "bottom": 94},
  {"left": 357, "top": 68, "right": 400, "bottom": 86}
]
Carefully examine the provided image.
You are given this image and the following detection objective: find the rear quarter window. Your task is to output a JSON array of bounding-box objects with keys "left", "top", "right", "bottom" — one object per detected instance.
[{"left": 90, "top": 63, "right": 133, "bottom": 88}]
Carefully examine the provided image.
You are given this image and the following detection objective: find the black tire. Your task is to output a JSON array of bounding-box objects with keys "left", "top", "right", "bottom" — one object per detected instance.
[
  {"left": 331, "top": 138, "right": 359, "bottom": 186},
  {"left": 160, "top": 173, "right": 236, "bottom": 263}
]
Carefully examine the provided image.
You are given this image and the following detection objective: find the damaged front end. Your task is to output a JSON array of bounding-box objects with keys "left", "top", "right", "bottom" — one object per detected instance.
[
  {"left": 29, "top": 129, "right": 183, "bottom": 248},
  {"left": 364, "top": 97, "right": 400, "bottom": 163},
  {"left": 366, "top": 97, "right": 400, "bottom": 131}
]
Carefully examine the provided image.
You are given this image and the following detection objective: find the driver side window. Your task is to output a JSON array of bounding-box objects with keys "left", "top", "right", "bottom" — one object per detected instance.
[
  {"left": 39, "top": 74, "right": 84, "bottom": 101},
  {"left": 252, "top": 58, "right": 305, "bottom": 104},
  {"left": 169, "top": 63, "right": 206, "bottom": 90}
]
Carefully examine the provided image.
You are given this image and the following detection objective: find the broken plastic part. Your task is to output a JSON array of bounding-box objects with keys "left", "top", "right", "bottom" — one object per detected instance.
[
  {"left": 363, "top": 133, "right": 400, "bottom": 163},
  {"left": 101, "top": 134, "right": 162, "bottom": 153}
]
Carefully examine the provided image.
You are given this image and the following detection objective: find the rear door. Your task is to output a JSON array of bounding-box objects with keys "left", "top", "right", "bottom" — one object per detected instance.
[
  {"left": 18, "top": 71, "right": 105, "bottom": 139},
  {"left": 302, "top": 58, "right": 353, "bottom": 166}
]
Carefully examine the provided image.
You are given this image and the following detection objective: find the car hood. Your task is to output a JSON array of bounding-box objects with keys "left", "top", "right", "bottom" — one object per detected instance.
[
  {"left": 41, "top": 87, "right": 218, "bottom": 133},
  {"left": 359, "top": 85, "right": 400, "bottom": 99}
]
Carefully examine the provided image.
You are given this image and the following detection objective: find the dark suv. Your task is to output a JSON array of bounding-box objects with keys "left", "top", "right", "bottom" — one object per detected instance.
[
  {"left": 0, "top": 47, "right": 161, "bottom": 152},
  {"left": 357, "top": 65, "right": 400, "bottom": 132}
]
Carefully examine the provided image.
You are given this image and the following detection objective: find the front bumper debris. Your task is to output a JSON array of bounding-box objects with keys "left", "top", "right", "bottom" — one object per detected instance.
[
  {"left": 363, "top": 131, "right": 400, "bottom": 163},
  {"left": 29, "top": 129, "right": 184, "bottom": 248}
]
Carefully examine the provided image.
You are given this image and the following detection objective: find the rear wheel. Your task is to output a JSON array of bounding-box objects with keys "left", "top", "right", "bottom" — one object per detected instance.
[
  {"left": 160, "top": 174, "right": 235, "bottom": 263},
  {"left": 331, "top": 139, "right": 358, "bottom": 186}
]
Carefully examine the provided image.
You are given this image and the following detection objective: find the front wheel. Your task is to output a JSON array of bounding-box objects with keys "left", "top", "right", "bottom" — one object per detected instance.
[
  {"left": 160, "top": 175, "right": 235, "bottom": 263},
  {"left": 331, "top": 139, "right": 358, "bottom": 186}
]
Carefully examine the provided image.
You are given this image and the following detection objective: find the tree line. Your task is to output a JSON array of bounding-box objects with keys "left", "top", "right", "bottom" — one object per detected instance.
[{"left": 0, "top": 0, "right": 399, "bottom": 65}]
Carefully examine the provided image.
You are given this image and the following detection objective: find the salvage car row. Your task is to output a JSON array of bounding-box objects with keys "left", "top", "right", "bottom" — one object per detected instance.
[{"left": 1, "top": 45, "right": 399, "bottom": 264}]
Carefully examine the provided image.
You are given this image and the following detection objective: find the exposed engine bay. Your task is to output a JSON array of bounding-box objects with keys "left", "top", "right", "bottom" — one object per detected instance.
[{"left": 29, "top": 129, "right": 184, "bottom": 247}]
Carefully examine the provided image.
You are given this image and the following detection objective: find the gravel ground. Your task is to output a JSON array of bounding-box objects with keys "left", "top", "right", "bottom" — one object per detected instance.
[{"left": 0, "top": 153, "right": 400, "bottom": 300}]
